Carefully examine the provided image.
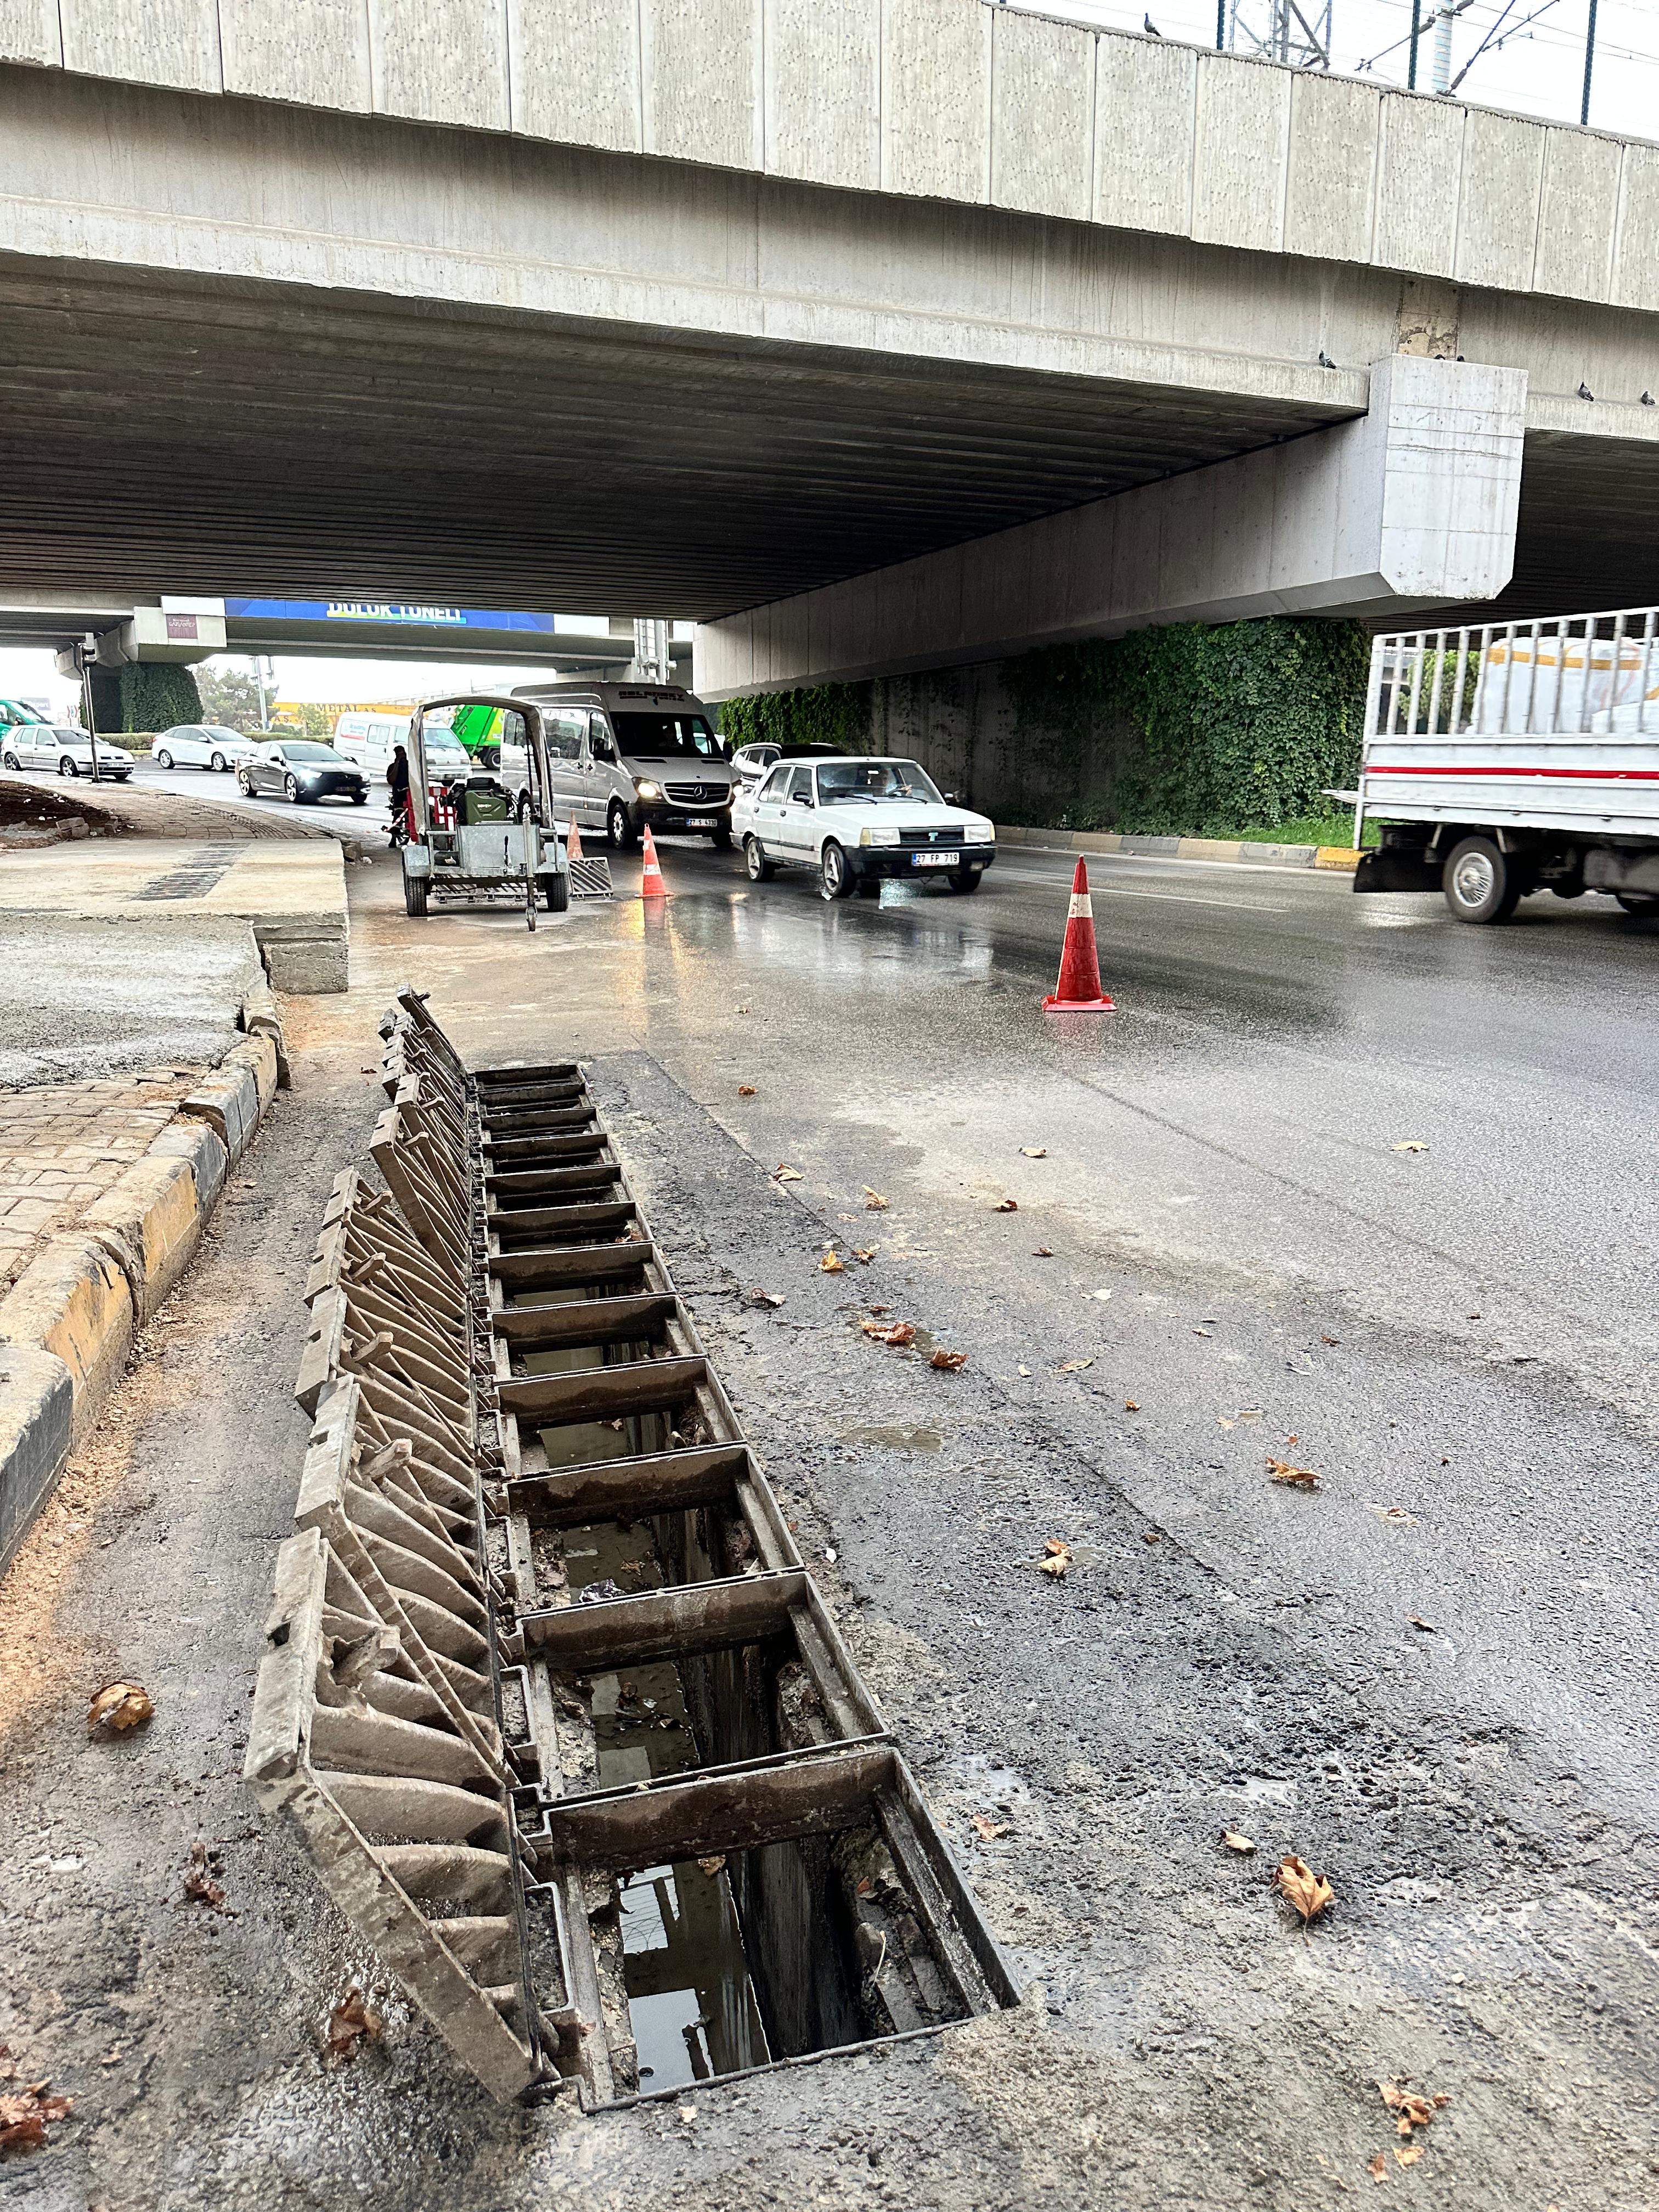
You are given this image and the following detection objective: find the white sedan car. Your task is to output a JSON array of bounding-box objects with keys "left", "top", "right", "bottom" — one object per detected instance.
[
  {"left": 733, "top": 755, "right": 995, "bottom": 899},
  {"left": 1, "top": 724, "right": 133, "bottom": 780},
  {"left": 151, "top": 723, "right": 253, "bottom": 772}
]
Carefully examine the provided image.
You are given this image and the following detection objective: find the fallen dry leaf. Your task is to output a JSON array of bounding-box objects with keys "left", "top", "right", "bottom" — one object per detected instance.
[
  {"left": 970, "top": 1814, "right": 1011, "bottom": 1841},
  {"left": 861, "top": 1186, "right": 889, "bottom": 1211},
  {"left": 1267, "top": 1457, "right": 1321, "bottom": 1490},
  {"left": 1019, "top": 1146, "right": 1047, "bottom": 1158},
  {"left": 930, "top": 1348, "right": 967, "bottom": 1372},
  {"left": 1038, "top": 1539, "right": 1073, "bottom": 1580},
  {"left": 1220, "top": 1830, "right": 1256, "bottom": 1854},
  {"left": 860, "top": 1318, "right": 915, "bottom": 1347},
  {"left": 748, "top": 1289, "right": 786, "bottom": 1308},
  {"left": 1367, "top": 2152, "right": 1388, "bottom": 2183},
  {"left": 697, "top": 1855, "right": 727, "bottom": 1877},
  {"left": 853, "top": 1246, "right": 877, "bottom": 1263},
  {"left": 1408, "top": 1615, "right": 1436, "bottom": 1633},
  {"left": 772, "top": 1164, "right": 804, "bottom": 1182},
  {"left": 1272, "top": 1853, "right": 1334, "bottom": 1923},
  {"left": 737, "top": 1085, "right": 755, "bottom": 1096},
  {"left": 1142, "top": 1530, "right": 1160, "bottom": 1544},
  {"left": 1056, "top": 1357, "right": 1093, "bottom": 1375},
  {"left": 1032, "top": 1245, "right": 1053, "bottom": 1257},
  {"left": 1124, "top": 1399, "right": 1139, "bottom": 1412},
  {"left": 184, "top": 1841, "right": 225, "bottom": 1910},
  {"left": 1321, "top": 1334, "right": 1340, "bottom": 1346},
  {"left": 87, "top": 1680, "right": 153, "bottom": 1733},
  {"left": 326, "top": 1987, "right": 382, "bottom": 2064},
  {"left": 819, "top": 1251, "right": 845, "bottom": 1274},
  {"left": 992, "top": 1197, "right": 1019, "bottom": 1212},
  {"left": 1395, "top": 2147, "right": 1422, "bottom": 2168},
  {"left": 1373, "top": 1505, "right": 1418, "bottom": 1527},
  {"left": 1392, "top": 1139, "right": 1430, "bottom": 1154}
]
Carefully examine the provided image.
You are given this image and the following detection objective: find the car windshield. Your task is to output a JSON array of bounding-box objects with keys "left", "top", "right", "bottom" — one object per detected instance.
[
  {"left": 612, "top": 712, "right": 721, "bottom": 760},
  {"left": 283, "top": 743, "right": 340, "bottom": 761},
  {"left": 816, "top": 759, "right": 943, "bottom": 805}
]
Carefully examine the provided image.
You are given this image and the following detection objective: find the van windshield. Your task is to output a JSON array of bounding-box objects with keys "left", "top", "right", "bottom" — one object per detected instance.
[{"left": 612, "top": 712, "right": 723, "bottom": 760}]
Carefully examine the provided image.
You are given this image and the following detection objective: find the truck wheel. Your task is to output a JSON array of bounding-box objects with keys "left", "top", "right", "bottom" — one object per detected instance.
[
  {"left": 1443, "top": 836, "right": 1520, "bottom": 924},
  {"left": 744, "top": 836, "right": 775, "bottom": 883},
  {"left": 607, "top": 800, "right": 637, "bottom": 853},
  {"left": 1615, "top": 892, "right": 1659, "bottom": 916},
  {"left": 545, "top": 872, "right": 571, "bottom": 913},
  {"left": 403, "top": 874, "right": 428, "bottom": 917}
]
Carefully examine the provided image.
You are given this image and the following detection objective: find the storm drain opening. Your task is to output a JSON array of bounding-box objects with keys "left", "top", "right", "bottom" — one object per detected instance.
[{"left": 247, "top": 995, "right": 1018, "bottom": 2113}]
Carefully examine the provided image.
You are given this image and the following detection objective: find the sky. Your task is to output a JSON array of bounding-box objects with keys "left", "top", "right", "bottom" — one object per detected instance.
[{"left": 3, "top": 1, "right": 1650, "bottom": 717}]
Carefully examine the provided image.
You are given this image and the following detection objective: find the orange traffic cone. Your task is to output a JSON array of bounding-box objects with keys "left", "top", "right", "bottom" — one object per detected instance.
[
  {"left": 640, "top": 825, "right": 668, "bottom": 899},
  {"left": 1042, "top": 859, "right": 1115, "bottom": 1012},
  {"left": 567, "top": 816, "right": 585, "bottom": 861}
]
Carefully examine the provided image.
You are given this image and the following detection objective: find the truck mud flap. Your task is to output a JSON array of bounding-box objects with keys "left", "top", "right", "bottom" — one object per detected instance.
[{"left": 247, "top": 985, "right": 1019, "bottom": 2106}]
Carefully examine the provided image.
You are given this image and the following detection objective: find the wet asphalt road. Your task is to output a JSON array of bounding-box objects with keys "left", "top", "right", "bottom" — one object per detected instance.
[
  {"left": 4, "top": 835, "right": 1656, "bottom": 2209},
  {"left": 119, "top": 759, "right": 393, "bottom": 838}
]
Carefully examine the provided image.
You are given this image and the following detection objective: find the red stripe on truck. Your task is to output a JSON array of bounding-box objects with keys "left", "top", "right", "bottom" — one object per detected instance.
[{"left": 1368, "top": 764, "right": 1659, "bottom": 780}]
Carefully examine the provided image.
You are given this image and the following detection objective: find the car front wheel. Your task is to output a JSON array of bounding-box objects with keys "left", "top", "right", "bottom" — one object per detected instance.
[
  {"left": 58, "top": 755, "right": 79, "bottom": 778},
  {"left": 950, "top": 865, "right": 983, "bottom": 894},
  {"left": 1443, "top": 835, "right": 1521, "bottom": 924},
  {"left": 819, "top": 840, "right": 855, "bottom": 901},
  {"left": 744, "top": 836, "right": 775, "bottom": 883},
  {"left": 607, "top": 800, "right": 637, "bottom": 853},
  {"left": 284, "top": 774, "right": 301, "bottom": 804},
  {"left": 710, "top": 826, "right": 733, "bottom": 850}
]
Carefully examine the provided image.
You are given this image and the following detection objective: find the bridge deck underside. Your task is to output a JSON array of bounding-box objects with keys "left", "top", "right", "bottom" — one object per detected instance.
[
  {"left": 2, "top": 261, "right": 1655, "bottom": 639},
  {"left": 0, "top": 259, "right": 1349, "bottom": 620}
]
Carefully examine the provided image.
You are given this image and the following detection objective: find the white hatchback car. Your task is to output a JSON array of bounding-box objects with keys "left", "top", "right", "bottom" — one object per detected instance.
[
  {"left": 1, "top": 724, "right": 134, "bottom": 780},
  {"left": 733, "top": 755, "right": 995, "bottom": 899},
  {"left": 151, "top": 723, "right": 253, "bottom": 772}
]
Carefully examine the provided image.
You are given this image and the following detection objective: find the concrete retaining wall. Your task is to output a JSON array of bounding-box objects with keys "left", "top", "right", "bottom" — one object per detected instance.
[{"left": 0, "top": 1016, "right": 286, "bottom": 1576}]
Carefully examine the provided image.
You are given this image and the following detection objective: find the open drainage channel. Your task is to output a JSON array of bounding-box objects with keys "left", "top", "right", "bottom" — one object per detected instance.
[{"left": 246, "top": 987, "right": 1017, "bottom": 2107}]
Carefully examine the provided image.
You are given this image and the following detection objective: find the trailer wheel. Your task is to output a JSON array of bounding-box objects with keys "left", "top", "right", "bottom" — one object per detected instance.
[
  {"left": 403, "top": 873, "right": 428, "bottom": 918},
  {"left": 1443, "top": 836, "right": 1521, "bottom": 925},
  {"left": 545, "top": 872, "right": 571, "bottom": 914}
]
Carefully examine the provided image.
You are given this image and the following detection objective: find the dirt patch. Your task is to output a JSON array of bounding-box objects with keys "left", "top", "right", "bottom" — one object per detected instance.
[
  {"left": 0, "top": 1288, "right": 203, "bottom": 1745},
  {"left": 0, "top": 781, "right": 106, "bottom": 836}
]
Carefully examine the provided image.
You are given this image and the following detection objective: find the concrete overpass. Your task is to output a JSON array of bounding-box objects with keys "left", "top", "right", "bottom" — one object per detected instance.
[{"left": 3, "top": 1, "right": 1658, "bottom": 698}]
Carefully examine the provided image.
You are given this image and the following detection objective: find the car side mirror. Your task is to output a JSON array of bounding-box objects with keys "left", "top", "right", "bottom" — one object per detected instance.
[{"left": 945, "top": 792, "right": 958, "bottom": 805}]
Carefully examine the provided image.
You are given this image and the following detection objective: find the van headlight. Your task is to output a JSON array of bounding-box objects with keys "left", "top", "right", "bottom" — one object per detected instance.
[
  {"left": 859, "top": 826, "right": 900, "bottom": 847},
  {"left": 634, "top": 779, "right": 662, "bottom": 800}
]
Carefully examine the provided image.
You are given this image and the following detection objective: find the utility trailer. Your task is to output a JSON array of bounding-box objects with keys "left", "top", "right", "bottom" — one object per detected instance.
[
  {"left": 1353, "top": 607, "right": 1659, "bottom": 923},
  {"left": 401, "top": 693, "right": 570, "bottom": 928}
]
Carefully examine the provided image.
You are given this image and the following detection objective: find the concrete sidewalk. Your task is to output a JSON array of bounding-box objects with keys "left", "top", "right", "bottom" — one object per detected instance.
[
  {"left": 995, "top": 822, "right": 1361, "bottom": 871},
  {"left": 0, "top": 836, "right": 348, "bottom": 991}
]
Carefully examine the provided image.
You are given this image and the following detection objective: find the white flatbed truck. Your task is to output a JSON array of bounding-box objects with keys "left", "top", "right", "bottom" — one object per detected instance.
[{"left": 1352, "top": 605, "right": 1659, "bottom": 923}]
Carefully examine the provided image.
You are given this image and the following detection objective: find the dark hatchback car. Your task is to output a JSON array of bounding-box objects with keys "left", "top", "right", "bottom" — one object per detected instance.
[{"left": 237, "top": 738, "right": 369, "bottom": 806}]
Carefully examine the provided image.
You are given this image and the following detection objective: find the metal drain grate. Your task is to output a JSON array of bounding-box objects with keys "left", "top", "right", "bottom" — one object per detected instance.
[
  {"left": 246, "top": 988, "right": 1018, "bottom": 2106},
  {"left": 133, "top": 843, "right": 244, "bottom": 901}
]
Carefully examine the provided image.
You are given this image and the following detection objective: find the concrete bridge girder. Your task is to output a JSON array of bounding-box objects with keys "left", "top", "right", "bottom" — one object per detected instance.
[{"left": 695, "top": 357, "right": 1530, "bottom": 696}]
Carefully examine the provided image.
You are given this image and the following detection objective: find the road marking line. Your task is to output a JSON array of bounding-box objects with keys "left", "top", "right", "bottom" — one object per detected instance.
[{"left": 996, "top": 868, "right": 1289, "bottom": 913}]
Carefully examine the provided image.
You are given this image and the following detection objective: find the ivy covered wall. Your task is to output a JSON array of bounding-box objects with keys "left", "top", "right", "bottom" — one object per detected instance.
[
  {"left": 86, "top": 661, "right": 204, "bottom": 734},
  {"left": 714, "top": 618, "right": 1370, "bottom": 836}
]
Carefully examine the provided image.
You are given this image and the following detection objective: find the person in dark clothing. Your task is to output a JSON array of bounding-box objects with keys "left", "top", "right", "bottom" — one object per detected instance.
[{"left": 386, "top": 743, "right": 413, "bottom": 844}]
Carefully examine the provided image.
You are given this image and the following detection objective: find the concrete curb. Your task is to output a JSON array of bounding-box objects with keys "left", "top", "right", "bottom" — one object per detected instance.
[
  {"left": 0, "top": 1012, "right": 286, "bottom": 1576},
  {"left": 994, "top": 823, "right": 1361, "bottom": 873}
]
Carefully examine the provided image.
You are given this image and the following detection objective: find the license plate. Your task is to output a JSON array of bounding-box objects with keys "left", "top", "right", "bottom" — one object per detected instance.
[
  {"left": 912, "top": 851, "right": 955, "bottom": 867},
  {"left": 684, "top": 816, "right": 716, "bottom": 828}
]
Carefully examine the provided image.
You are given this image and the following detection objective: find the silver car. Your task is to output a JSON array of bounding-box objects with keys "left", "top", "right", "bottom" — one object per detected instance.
[{"left": 1, "top": 724, "right": 133, "bottom": 780}]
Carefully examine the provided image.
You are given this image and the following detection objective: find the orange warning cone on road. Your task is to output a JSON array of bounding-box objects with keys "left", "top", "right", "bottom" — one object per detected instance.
[
  {"left": 566, "top": 815, "right": 585, "bottom": 862},
  {"left": 640, "top": 825, "right": 668, "bottom": 899},
  {"left": 1042, "top": 858, "right": 1115, "bottom": 1012}
]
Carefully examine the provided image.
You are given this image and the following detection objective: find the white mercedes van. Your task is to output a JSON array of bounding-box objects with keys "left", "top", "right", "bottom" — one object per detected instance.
[{"left": 511, "top": 679, "right": 735, "bottom": 850}]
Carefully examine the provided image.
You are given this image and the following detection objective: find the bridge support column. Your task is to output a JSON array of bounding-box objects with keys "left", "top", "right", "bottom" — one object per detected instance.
[{"left": 696, "top": 356, "right": 1526, "bottom": 699}]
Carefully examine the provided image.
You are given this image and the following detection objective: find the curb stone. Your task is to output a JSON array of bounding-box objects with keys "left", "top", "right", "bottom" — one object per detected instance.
[
  {"left": 994, "top": 823, "right": 1361, "bottom": 873},
  {"left": 0, "top": 1012, "right": 286, "bottom": 1578}
]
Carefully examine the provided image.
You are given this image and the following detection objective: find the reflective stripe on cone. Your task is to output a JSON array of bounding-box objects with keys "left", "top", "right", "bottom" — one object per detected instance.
[{"left": 1042, "top": 857, "right": 1115, "bottom": 1012}]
